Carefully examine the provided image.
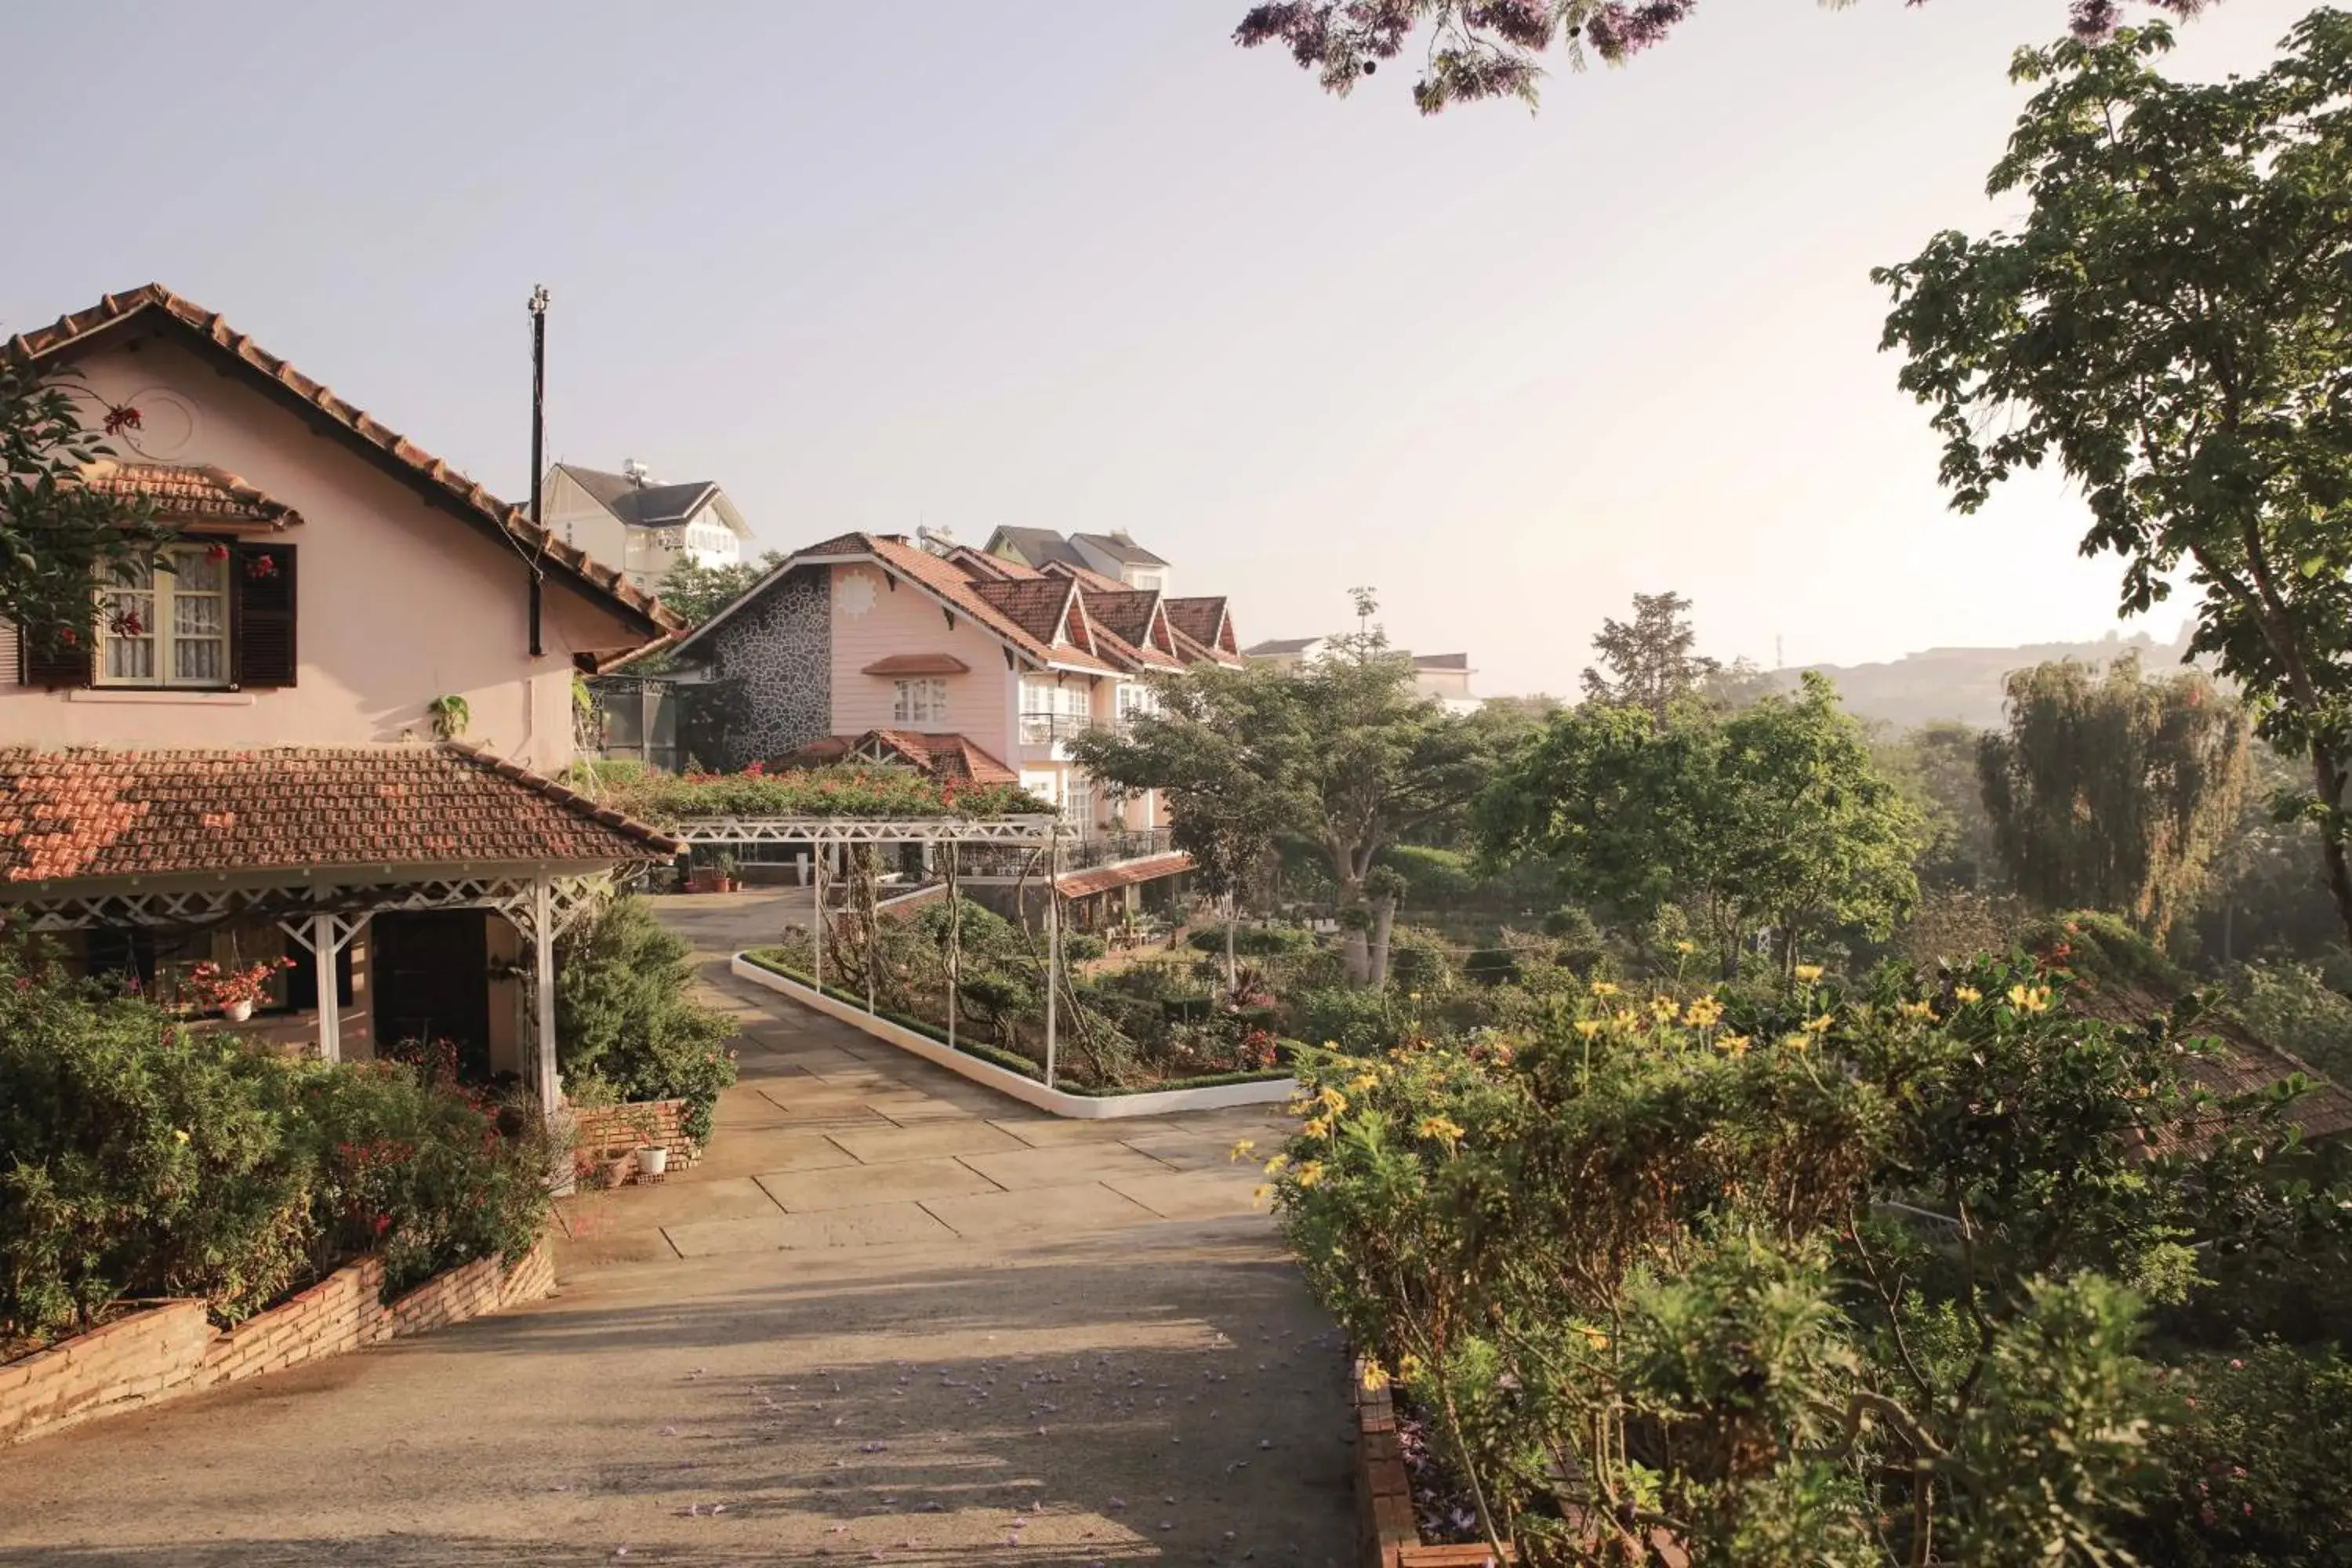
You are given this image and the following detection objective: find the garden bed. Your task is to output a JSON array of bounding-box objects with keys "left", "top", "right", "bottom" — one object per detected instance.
[
  {"left": 733, "top": 952, "right": 1296, "bottom": 1119},
  {"left": 1355, "top": 1359, "right": 1505, "bottom": 1567},
  {"left": 0, "top": 1242, "right": 553, "bottom": 1446}
]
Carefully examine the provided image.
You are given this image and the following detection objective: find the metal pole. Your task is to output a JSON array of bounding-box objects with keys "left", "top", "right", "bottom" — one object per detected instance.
[
  {"left": 1044, "top": 833, "right": 1060, "bottom": 1090},
  {"left": 526, "top": 285, "right": 549, "bottom": 659},
  {"left": 864, "top": 847, "right": 878, "bottom": 1017},
  {"left": 946, "top": 844, "right": 960, "bottom": 1054},
  {"left": 811, "top": 843, "right": 826, "bottom": 993}
]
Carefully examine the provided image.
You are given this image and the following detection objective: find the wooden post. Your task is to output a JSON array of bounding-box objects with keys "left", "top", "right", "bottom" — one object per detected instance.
[
  {"left": 532, "top": 878, "right": 560, "bottom": 1117},
  {"left": 1044, "top": 833, "right": 1060, "bottom": 1090},
  {"left": 310, "top": 912, "right": 341, "bottom": 1063}
]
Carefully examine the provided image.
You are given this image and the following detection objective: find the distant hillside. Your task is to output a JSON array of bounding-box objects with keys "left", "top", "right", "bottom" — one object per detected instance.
[{"left": 1767, "top": 624, "right": 2201, "bottom": 730}]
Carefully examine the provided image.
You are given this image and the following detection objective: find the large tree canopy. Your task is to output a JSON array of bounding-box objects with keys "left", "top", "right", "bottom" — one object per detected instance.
[
  {"left": 1069, "top": 626, "right": 1501, "bottom": 986},
  {"left": 1232, "top": 1, "right": 2220, "bottom": 114},
  {"left": 1978, "top": 656, "right": 2249, "bottom": 938},
  {"left": 1878, "top": 14, "right": 2352, "bottom": 953},
  {"left": 1581, "top": 589, "right": 1720, "bottom": 718},
  {"left": 1476, "top": 672, "right": 1922, "bottom": 975},
  {"left": 0, "top": 358, "right": 169, "bottom": 652}
]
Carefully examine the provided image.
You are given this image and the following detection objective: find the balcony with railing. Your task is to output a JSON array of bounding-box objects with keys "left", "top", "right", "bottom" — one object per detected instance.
[
  {"left": 954, "top": 824, "right": 1176, "bottom": 881},
  {"left": 1017, "top": 710, "right": 1095, "bottom": 749}
]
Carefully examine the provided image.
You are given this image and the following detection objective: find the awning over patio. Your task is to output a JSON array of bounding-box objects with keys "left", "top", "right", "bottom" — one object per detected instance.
[{"left": 1054, "top": 851, "right": 1192, "bottom": 900}]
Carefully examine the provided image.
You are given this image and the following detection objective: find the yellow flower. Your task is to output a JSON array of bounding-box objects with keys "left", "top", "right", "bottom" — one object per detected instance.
[
  {"left": 1262, "top": 1153, "right": 1290, "bottom": 1176},
  {"left": 2007, "top": 983, "right": 2053, "bottom": 1014},
  {"left": 1675, "top": 940, "right": 1696, "bottom": 954},
  {"left": 1589, "top": 980, "right": 1621, "bottom": 997},
  {"left": 1650, "top": 995, "right": 1680, "bottom": 1022},
  {"left": 1252, "top": 1183, "right": 1275, "bottom": 1207},
  {"left": 1580, "top": 1327, "right": 1610, "bottom": 1352},
  {"left": 1794, "top": 964, "right": 1824, "bottom": 983},
  {"left": 1317, "top": 1086, "right": 1349, "bottom": 1116},
  {"left": 1346, "top": 1074, "right": 1377, "bottom": 1094},
  {"left": 1573, "top": 1019, "right": 1604, "bottom": 1039},
  {"left": 1783, "top": 1033, "right": 1813, "bottom": 1054},
  {"left": 1803, "top": 1013, "right": 1835, "bottom": 1034},
  {"left": 173, "top": 1129, "right": 191, "bottom": 1145},
  {"left": 1228, "top": 1138, "right": 1257, "bottom": 1163},
  {"left": 1417, "top": 1115, "right": 1465, "bottom": 1147},
  {"left": 1396, "top": 1352, "right": 1425, "bottom": 1381},
  {"left": 1361, "top": 1362, "right": 1390, "bottom": 1392},
  {"left": 1719, "top": 1033, "right": 1751, "bottom": 1056},
  {"left": 1294, "top": 1160, "right": 1327, "bottom": 1188},
  {"left": 1300, "top": 1116, "right": 1332, "bottom": 1140},
  {"left": 1955, "top": 985, "right": 1984, "bottom": 1005},
  {"left": 1683, "top": 997, "right": 1725, "bottom": 1029},
  {"left": 1898, "top": 1000, "right": 1935, "bottom": 1022},
  {"left": 1408, "top": 990, "right": 1424, "bottom": 1001}
]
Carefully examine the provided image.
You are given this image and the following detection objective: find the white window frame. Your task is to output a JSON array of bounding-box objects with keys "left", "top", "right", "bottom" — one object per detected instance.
[
  {"left": 96, "top": 543, "right": 231, "bottom": 689},
  {"left": 893, "top": 677, "right": 949, "bottom": 724}
]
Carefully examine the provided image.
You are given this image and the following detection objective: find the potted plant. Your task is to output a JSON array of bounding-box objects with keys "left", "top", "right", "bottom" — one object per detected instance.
[
  {"left": 713, "top": 851, "right": 741, "bottom": 894},
  {"left": 623, "top": 1104, "right": 670, "bottom": 1178},
  {"left": 184, "top": 956, "right": 293, "bottom": 1022}
]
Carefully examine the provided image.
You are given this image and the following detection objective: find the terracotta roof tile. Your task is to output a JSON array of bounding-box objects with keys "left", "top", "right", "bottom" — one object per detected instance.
[
  {"left": 76, "top": 460, "right": 302, "bottom": 528},
  {"left": 0, "top": 743, "right": 678, "bottom": 887},
  {"left": 974, "top": 578, "right": 1080, "bottom": 647},
  {"left": 1163, "top": 596, "right": 1235, "bottom": 652},
  {"left": 1056, "top": 851, "right": 1194, "bottom": 898},
  {"left": 6, "top": 285, "right": 680, "bottom": 638}
]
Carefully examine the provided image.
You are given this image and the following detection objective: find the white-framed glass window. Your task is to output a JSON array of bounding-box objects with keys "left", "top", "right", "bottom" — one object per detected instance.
[
  {"left": 1116, "top": 682, "right": 1160, "bottom": 724},
  {"left": 893, "top": 677, "right": 949, "bottom": 723},
  {"left": 1064, "top": 771, "right": 1096, "bottom": 829},
  {"left": 99, "top": 543, "right": 229, "bottom": 688}
]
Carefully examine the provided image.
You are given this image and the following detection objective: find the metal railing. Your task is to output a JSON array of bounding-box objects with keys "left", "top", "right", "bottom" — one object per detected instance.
[
  {"left": 953, "top": 825, "right": 1177, "bottom": 880},
  {"left": 1018, "top": 711, "right": 1093, "bottom": 746}
]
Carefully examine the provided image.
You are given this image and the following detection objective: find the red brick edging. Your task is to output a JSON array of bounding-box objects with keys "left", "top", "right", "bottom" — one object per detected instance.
[
  {"left": 1354, "top": 1359, "right": 1503, "bottom": 1568},
  {"left": 0, "top": 1240, "right": 555, "bottom": 1446}
]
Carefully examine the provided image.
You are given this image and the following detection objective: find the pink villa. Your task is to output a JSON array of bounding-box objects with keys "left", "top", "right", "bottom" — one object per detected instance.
[
  {"left": 0, "top": 285, "right": 684, "bottom": 1106},
  {"left": 662, "top": 528, "right": 1246, "bottom": 925}
]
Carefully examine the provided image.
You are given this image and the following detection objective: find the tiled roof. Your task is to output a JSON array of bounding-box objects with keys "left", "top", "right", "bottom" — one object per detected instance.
[
  {"left": 0, "top": 743, "right": 680, "bottom": 887},
  {"left": 6, "top": 286, "right": 681, "bottom": 638},
  {"left": 554, "top": 465, "right": 722, "bottom": 528},
  {"left": 77, "top": 460, "right": 303, "bottom": 528},
  {"left": 1040, "top": 559, "right": 1131, "bottom": 594},
  {"left": 945, "top": 546, "right": 1027, "bottom": 580},
  {"left": 1162, "top": 596, "right": 1232, "bottom": 650},
  {"left": 987, "top": 527, "right": 1087, "bottom": 570},
  {"left": 1072, "top": 531, "right": 1168, "bottom": 568},
  {"left": 1056, "top": 851, "right": 1194, "bottom": 899},
  {"left": 975, "top": 578, "right": 1080, "bottom": 648},
  {"left": 1080, "top": 588, "right": 1160, "bottom": 648},
  {"left": 775, "top": 731, "right": 1018, "bottom": 786},
  {"left": 1085, "top": 616, "right": 1183, "bottom": 673},
  {"left": 2074, "top": 982, "right": 2352, "bottom": 1148},
  {"left": 1171, "top": 625, "right": 1246, "bottom": 669},
  {"left": 1414, "top": 652, "right": 1472, "bottom": 671}
]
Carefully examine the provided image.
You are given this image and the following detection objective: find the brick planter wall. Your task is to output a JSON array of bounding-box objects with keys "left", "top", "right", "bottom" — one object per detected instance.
[
  {"left": 570, "top": 1098, "right": 702, "bottom": 1169},
  {"left": 0, "top": 1240, "right": 554, "bottom": 1447},
  {"left": 1353, "top": 1361, "right": 1505, "bottom": 1568}
]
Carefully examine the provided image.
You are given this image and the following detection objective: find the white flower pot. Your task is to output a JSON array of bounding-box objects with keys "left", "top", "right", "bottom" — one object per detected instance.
[
  {"left": 222, "top": 999, "right": 255, "bottom": 1023},
  {"left": 635, "top": 1145, "right": 670, "bottom": 1178}
]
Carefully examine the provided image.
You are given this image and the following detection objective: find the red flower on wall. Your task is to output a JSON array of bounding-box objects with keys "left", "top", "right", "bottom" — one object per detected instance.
[
  {"left": 101, "top": 404, "right": 143, "bottom": 437},
  {"left": 205, "top": 542, "right": 230, "bottom": 563},
  {"left": 245, "top": 554, "right": 279, "bottom": 581}
]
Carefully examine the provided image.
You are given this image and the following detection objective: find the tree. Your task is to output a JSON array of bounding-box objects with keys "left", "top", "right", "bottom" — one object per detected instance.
[
  {"left": 1580, "top": 590, "right": 1719, "bottom": 718},
  {"left": 654, "top": 550, "right": 782, "bottom": 628},
  {"left": 1878, "top": 16, "right": 2352, "bottom": 946},
  {"left": 1478, "top": 672, "right": 1922, "bottom": 975},
  {"left": 1070, "top": 604, "right": 1500, "bottom": 987},
  {"left": 1232, "top": 0, "right": 2219, "bottom": 115},
  {"left": 1977, "top": 658, "right": 2249, "bottom": 940},
  {"left": 0, "top": 357, "right": 172, "bottom": 652}
]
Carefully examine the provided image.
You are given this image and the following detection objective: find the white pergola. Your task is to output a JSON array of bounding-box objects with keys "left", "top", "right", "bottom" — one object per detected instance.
[
  {"left": 665, "top": 813, "right": 1081, "bottom": 1085},
  {"left": 1, "top": 867, "right": 616, "bottom": 1114}
]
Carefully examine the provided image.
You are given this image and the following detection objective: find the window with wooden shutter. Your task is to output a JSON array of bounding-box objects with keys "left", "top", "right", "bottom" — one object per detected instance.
[
  {"left": 19, "top": 624, "right": 92, "bottom": 689},
  {"left": 234, "top": 542, "right": 297, "bottom": 688}
]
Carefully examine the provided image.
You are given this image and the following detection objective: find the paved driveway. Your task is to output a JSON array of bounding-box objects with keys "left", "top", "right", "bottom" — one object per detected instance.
[{"left": 0, "top": 891, "right": 1352, "bottom": 1566}]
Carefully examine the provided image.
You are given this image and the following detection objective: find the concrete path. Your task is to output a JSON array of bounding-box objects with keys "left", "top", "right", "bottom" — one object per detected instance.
[{"left": 0, "top": 891, "right": 1353, "bottom": 1566}]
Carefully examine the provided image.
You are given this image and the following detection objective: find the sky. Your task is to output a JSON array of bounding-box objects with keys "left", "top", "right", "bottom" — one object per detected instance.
[{"left": 0, "top": 1, "right": 2314, "bottom": 697}]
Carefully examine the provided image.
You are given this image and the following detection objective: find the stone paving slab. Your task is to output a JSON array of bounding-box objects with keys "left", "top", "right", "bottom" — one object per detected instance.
[
  {"left": 829, "top": 1119, "right": 1032, "bottom": 1163},
  {"left": 663, "top": 1200, "right": 956, "bottom": 1255},
  {"left": 988, "top": 1115, "right": 1175, "bottom": 1147},
  {"left": 755, "top": 1156, "right": 1004, "bottom": 1212},
  {"left": 920, "top": 1181, "right": 1159, "bottom": 1240},
  {"left": 957, "top": 1141, "right": 1181, "bottom": 1192},
  {"left": 861, "top": 1091, "right": 980, "bottom": 1123},
  {"left": 1105, "top": 1167, "right": 1270, "bottom": 1221}
]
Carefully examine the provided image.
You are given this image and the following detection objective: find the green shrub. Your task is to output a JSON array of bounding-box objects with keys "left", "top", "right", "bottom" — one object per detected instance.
[
  {"left": 555, "top": 895, "right": 739, "bottom": 1142},
  {"left": 1063, "top": 933, "right": 1109, "bottom": 963},
  {"left": 304, "top": 1061, "right": 555, "bottom": 1298},
  {"left": 1188, "top": 924, "right": 1317, "bottom": 958},
  {"left": 1385, "top": 926, "right": 1451, "bottom": 994},
  {"left": 2230, "top": 959, "right": 2352, "bottom": 1083},
  {"left": 1287, "top": 986, "right": 1397, "bottom": 1052},
  {"left": 2125, "top": 1345, "right": 2352, "bottom": 1567},
  {"left": 1377, "top": 844, "right": 1483, "bottom": 909},
  {"left": 0, "top": 960, "right": 318, "bottom": 1340}
]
